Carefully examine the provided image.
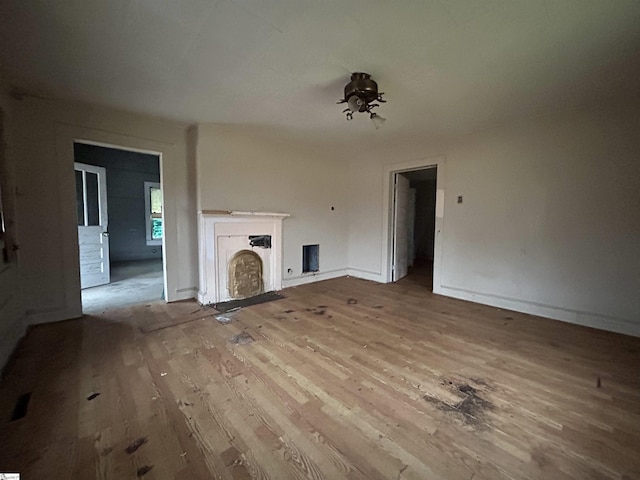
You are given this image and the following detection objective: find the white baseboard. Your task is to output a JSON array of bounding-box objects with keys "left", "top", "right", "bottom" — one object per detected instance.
[
  {"left": 197, "top": 290, "right": 206, "bottom": 305},
  {"left": 346, "top": 268, "right": 384, "bottom": 283},
  {"left": 282, "top": 269, "right": 348, "bottom": 288},
  {"left": 170, "top": 286, "right": 198, "bottom": 302},
  {"left": 436, "top": 284, "right": 640, "bottom": 338}
]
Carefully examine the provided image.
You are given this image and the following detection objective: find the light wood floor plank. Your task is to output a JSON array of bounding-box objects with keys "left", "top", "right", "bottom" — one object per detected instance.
[{"left": 1, "top": 276, "right": 639, "bottom": 479}]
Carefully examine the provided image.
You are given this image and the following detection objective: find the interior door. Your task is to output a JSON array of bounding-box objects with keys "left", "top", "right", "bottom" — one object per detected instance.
[
  {"left": 392, "top": 173, "right": 410, "bottom": 281},
  {"left": 75, "top": 162, "right": 110, "bottom": 288}
]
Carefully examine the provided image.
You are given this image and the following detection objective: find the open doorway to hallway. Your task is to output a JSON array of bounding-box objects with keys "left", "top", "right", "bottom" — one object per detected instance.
[
  {"left": 73, "top": 142, "right": 165, "bottom": 313},
  {"left": 392, "top": 167, "right": 437, "bottom": 290}
]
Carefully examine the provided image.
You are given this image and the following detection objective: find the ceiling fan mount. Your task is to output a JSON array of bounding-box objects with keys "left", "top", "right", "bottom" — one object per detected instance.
[{"left": 337, "top": 72, "right": 386, "bottom": 128}]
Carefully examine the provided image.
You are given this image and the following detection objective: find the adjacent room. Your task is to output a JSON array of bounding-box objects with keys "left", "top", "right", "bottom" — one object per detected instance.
[
  {"left": 74, "top": 142, "right": 165, "bottom": 313},
  {"left": 0, "top": 2, "right": 639, "bottom": 479}
]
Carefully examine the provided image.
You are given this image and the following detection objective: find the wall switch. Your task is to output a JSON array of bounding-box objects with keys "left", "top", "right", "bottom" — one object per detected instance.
[{"left": 457, "top": 195, "right": 463, "bottom": 204}]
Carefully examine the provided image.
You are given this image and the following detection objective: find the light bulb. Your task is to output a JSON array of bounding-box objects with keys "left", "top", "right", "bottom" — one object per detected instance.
[
  {"left": 347, "top": 95, "right": 363, "bottom": 112},
  {"left": 370, "top": 113, "right": 386, "bottom": 129}
]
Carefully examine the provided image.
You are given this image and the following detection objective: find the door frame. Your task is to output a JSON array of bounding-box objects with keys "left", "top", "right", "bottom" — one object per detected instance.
[
  {"left": 73, "top": 139, "right": 166, "bottom": 307},
  {"left": 382, "top": 155, "right": 446, "bottom": 292}
]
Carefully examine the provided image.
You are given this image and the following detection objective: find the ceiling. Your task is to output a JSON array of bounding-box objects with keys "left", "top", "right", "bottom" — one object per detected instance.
[{"left": 1, "top": 0, "right": 640, "bottom": 143}]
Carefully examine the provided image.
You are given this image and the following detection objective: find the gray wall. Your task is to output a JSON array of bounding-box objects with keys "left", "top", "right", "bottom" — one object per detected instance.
[{"left": 74, "top": 143, "right": 161, "bottom": 262}]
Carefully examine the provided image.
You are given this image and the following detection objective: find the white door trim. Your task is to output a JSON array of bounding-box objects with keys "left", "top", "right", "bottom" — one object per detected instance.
[{"left": 382, "top": 155, "right": 446, "bottom": 292}]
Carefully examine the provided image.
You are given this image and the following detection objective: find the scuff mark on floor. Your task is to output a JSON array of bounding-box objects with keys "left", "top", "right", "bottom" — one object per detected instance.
[
  {"left": 125, "top": 437, "right": 148, "bottom": 454},
  {"left": 423, "top": 379, "right": 493, "bottom": 427},
  {"left": 229, "top": 331, "right": 255, "bottom": 345},
  {"left": 396, "top": 464, "right": 408, "bottom": 479},
  {"left": 136, "top": 465, "right": 153, "bottom": 476}
]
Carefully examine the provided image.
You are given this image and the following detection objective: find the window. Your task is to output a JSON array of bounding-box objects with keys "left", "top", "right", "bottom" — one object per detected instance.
[
  {"left": 75, "top": 168, "right": 102, "bottom": 227},
  {"left": 144, "top": 181, "right": 162, "bottom": 246}
]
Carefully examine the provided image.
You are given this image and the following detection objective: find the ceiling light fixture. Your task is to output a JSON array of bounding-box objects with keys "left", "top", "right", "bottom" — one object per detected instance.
[{"left": 337, "top": 72, "right": 386, "bottom": 129}]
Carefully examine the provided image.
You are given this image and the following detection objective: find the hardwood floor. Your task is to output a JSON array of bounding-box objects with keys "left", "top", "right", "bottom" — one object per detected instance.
[{"left": 1, "top": 276, "right": 639, "bottom": 479}]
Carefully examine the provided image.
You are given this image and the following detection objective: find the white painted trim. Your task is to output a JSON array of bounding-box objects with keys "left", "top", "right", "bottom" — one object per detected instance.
[
  {"left": 229, "top": 211, "right": 290, "bottom": 217},
  {"left": 171, "top": 286, "right": 199, "bottom": 302},
  {"left": 75, "top": 139, "right": 163, "bottom": 157},
  {"left": 438, "top": 284, "right": 640, "bottom": 338},
  {"left": 346, "top": 268, "right": 384, "bottom": 283},
  {"left": 381, "top": 155, "right": 446, "bottom": 286},
  {"left": 198, "top": 210, "right": 290, "bottom": 218},
  {"left": 282, "top": 268, "right": 348, "bottom": 288}
]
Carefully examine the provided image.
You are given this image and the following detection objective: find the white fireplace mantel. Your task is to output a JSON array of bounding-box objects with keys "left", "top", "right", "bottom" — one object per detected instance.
[
  {"left": 200, "top": 210, "right": 290, "bottom": 218},
  {"left": 197, "top": 211, "right": 289, "bottom": 305}
]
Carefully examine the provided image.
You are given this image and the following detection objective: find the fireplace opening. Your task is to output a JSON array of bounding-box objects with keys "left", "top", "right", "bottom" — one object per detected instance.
[
  {"left": 228, "top": 249, "right": 263, "bottom": 299},
  {"left": 302, "top": 244, "right": 319, "bottom": 273}
]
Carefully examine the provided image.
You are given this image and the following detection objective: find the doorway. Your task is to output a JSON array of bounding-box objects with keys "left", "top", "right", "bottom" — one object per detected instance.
[
  {"left": 73, "top": 142, "right": 165, "bottom": 313},
  {"left": 391, "top": 167, "right": 438, "bottom": 290}
]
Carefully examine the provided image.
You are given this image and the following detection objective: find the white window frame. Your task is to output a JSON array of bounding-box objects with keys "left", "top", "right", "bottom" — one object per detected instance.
[{"left": 144, "top": 181, "right": 162, "bottom": 246}]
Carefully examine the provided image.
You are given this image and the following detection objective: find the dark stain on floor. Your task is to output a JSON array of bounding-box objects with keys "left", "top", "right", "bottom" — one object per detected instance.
[
  {"left": 229, "top": 332, "right": 255, "bottom": 345},
  {"left": 10, "top": 392, "right": 32, "bottom": 421},
  {"left": 347, "top": 298, "right": 358, "bottom": 305},
  {"left": 136, "top": 465, "right": 153, "bottom": 476},
  {"left": 423, "top": 379, "right": 493, "bottom": 427},
  {"left": 125, "top": 437, "right": 148, "bottom": 454}
]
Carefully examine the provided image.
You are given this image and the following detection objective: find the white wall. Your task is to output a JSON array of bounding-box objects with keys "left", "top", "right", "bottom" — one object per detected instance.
[
  {"left": 348, "top": 101, "right": 640, "bottom": 337},
  {"left": 9, "top": 96, "right": 198, "bottom": 327},
  {"left": 3, "top": 92, "right": 638, "bottom": 377},
  {"left": 194, "top": 124, "right": 349, "bottom": 287}
]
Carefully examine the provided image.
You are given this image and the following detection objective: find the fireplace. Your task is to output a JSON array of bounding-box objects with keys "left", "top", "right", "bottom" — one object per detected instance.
[{"left": 198, "top": 211, "right": 289, "bottom": 305}]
